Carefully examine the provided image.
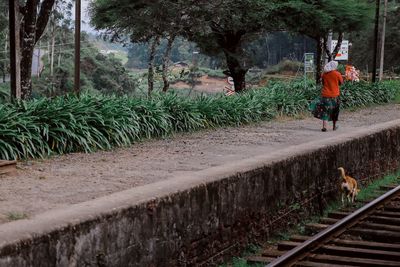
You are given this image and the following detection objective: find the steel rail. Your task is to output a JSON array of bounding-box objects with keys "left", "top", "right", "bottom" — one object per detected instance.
[{"left": 266, "top": 184, "right": 400, "bottom": 267}]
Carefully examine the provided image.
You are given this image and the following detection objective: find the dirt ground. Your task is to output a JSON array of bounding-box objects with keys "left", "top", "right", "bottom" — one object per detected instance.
[
  {"left": 172, "top": 75, "right": 229, "bottom": 94},
  {"left": 0, "top": 104, "right": 400, "bottom": 223}
]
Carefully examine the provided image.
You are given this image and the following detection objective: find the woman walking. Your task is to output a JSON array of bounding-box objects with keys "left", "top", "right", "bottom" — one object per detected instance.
[{"left": 312, "top": 61, "right": 344, "bottom": 132}]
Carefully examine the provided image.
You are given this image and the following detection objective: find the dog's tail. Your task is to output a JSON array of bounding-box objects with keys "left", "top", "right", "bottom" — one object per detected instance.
[{"left": 338, "top": 167, "right": 346, "bottom": 180}]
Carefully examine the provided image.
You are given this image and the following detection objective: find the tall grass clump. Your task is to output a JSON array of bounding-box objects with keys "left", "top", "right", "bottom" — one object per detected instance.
[
  {"left": 0, "top": 92, "right": 276, "bottom": 160},
  {"left": 263, "top": 79, "right": 318, "bottom": 116},
  {"left": 341, "top": 80, "right": 398, "bottom": 108},
  {"left": 261, "top": 79, "right": 400, "bottom": 116},
  {"left": 0, "top": 83, "right": 9, "bottom": 103},
  {"left": 0, "top": 80, "right": 398, "bottom": 160}
]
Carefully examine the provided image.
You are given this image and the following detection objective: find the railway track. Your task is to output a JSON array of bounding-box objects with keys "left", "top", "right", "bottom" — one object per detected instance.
[{"left": 247, "top": 183, "right": 400, "bottom": 267}]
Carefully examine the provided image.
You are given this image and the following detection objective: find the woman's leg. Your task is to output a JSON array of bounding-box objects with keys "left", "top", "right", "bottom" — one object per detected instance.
[
  {"left": 322, "top": 120, "right": 327, "bottom": 131},
  {"left": 332, "top": 99, "right": 340, "bottom": 131},
  {"left": 333, "top": 120, "right": 338, "bottom": 130}
]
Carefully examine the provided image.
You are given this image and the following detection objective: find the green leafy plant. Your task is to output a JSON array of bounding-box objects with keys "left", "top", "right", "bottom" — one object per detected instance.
[
  {"left": 0, "top": 80, "right": 398, "bottom": 160},
  {"left": 7, "top": 212, "right": 28, "bottom": 221}
]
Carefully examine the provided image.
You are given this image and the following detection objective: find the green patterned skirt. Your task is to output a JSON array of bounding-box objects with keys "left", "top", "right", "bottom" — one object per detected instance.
[{"left": 310, "top": 97, "right": 340, "bottom": 121}]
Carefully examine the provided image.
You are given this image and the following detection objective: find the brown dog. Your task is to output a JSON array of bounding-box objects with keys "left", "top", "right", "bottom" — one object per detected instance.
[{"left": 338, "top": 167, "right": 360, "bottom": 204}]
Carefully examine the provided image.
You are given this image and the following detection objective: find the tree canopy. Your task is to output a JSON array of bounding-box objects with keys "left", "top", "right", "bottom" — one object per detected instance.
[
  {"left": 350, "top": 0, "right": 400, "bottom": 73},
  {"left": 275, "top": 0, "right": 372, "bottom": 81},
  {"left": 90, "top": 0, "right": 374, "bottom": 91}
]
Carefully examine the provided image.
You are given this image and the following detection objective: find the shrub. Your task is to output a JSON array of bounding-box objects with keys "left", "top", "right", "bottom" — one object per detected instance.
[
  {"left": 0, "top": 80, "right": 398, "bottom": 160},
  {"left": 265, "top": 60, "right": 303, "bottom": 75},
  {"left": 0, "top": 92, "right": 275, "bottom": 160}
]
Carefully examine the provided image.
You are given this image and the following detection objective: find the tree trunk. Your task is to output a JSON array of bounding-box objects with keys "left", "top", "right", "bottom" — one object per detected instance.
[
  {"left": 20, "top": 46, "right": 35, "bottom": 99},
  {"left": 323, "top": 36, "right": 330, "bottom": 61},
  {"left": 19, "top": 0, "right": 38, "bottom": 99},
  {"left": 265, "top": 34, "right": 270, "bottom": 67},
  {"left": 57, "top": 31, "right": 63, "bottom": 68},
  {"left": 147, "top": 36, "right": 160, "bottom": 97},
  {"left": 324, "top": 32, "right": 343, "bottom": 61},
  {"left": 316, "top": 36, "right": 323, "bottom": 84},
  {"left": 47, "top": 40, "right": 51, "bottom": 62},
  {"left": 210, "top": 26, "right": 248, "bottom": 92},
  {"left": 50, "top": 13, "right": 56, "bottom": 77},
  {"left": 372, "top": 0, "right": 381, "bottom": 83},
  {"left": 57, "top": 49, "right": 61, "bottom": 68},
  {"left": 331, "top": 32, "right": 343, "bottom": 60},
  {"left": 223, "top": 50, "right": 248, "bottom": 92},
  {"left": 19, "top": 0, "right": 56, "bottom": 99},
  {"left": 162, "top": 35, "right": 176, "bottom": 92},
  {"left": 36, "top": 41, "right": 41, "bottom": 77},
  {"left": 379, "top": 0, "right": 388, "bottom": 81}
]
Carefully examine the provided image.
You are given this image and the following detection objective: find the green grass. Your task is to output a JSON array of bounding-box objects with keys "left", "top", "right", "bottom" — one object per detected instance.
[
  {"left": 357, "top": 171, "right": 400, "bottom": 202},
  {"left": 0, "top": 82, "right": 9, "bottom": 102},
  {"left": 112, "top": 51, "right": 129, "bottom": 65},
  {"left": 394, "top": 86, "right": 400, "bottom": 104},
  {"left": 220, "top": 257, "right": 263, "bottom": 267},
  {"left": 7, "top": 211, "right": 28, "bottom": 221},
  {"left": 219, "top": 244, "right": 263, "bottom": 267}
]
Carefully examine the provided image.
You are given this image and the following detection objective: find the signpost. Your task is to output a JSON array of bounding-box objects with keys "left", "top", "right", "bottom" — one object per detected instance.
[
  {"left": 225, "top": 77, "right": 235, "bottom": 96},
  {"left": 304, "top": 53, "right": 314, "bottom": 89},
  {"left": 304, "top": 53, "right": 314, "bottom": 74},
  {"left": 331, "top": 40, "right": 349, "bottom": 61}
]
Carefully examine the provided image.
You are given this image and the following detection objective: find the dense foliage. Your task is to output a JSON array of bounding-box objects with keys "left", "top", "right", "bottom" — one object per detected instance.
[
  {"left": 350, "top": 0, "right": 400, "bottom": 73},
  {"left": 33, "top": 32, "right": 136, "bottom": 97},
  {"left": 1, "top": 80, "right": 398, "bottom": 160},
  {"left": 125, "top": 33, "right": 316, "bottom": 71}
]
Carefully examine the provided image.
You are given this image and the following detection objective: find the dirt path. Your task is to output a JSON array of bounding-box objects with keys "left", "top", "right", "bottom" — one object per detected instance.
[{"left": 1, "top": 104, "right": 399, "bottom": 223}]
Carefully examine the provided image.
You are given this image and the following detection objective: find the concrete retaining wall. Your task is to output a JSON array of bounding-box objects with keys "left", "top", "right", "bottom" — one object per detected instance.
[{"left": 1, "top": 120, "right": 400, "bottom": 267}]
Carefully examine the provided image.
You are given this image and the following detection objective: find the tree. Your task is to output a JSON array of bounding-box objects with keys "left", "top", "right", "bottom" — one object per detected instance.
[
  {"left": 278, "top": 0, "right": 373, "bottom": 83},
  {"left": 380, "top": 1, "right": 400, "bottom": 73},
  {"left": 90, "top": 0, "right": 186, "bottom": 95},
  {"left": 0, "top": 2, "right": 9, "bottom": 83},
  {"left": 17, "top": 0, "right": 57, "bottom": 99},
  {"left": 33, "top": 29, "right": 136, "bottom": 97},
  {"left": 181, "top": 0, "right": 284, "bottom": 92},
  {"left": 350, "top": 1, "right": 400, "bottom": 74}
]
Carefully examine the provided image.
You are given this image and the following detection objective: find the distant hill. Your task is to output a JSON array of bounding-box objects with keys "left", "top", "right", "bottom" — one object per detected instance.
[
  {"left": 86, "top": 33, "right": 129, "bottom": 65},
  {"left": 86, "top": 33, "right": 127, "bottom": 50}
]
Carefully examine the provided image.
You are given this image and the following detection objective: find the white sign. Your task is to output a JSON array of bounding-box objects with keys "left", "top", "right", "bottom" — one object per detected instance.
[
  {"left": 304, "top": 53, "right": 314, "bottom": 73},
  {"left": 227, "top": 77, "right": 234, "bottom": 85},
  {"left": 331, "top": 40, "right": 349, "bottom": 61}
]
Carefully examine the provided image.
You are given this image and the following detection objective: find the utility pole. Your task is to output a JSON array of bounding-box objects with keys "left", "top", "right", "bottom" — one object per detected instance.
[
  {"left": 74, "top": 0, "right": 81, "bottom": 96},
  {"left": 3, "top": 33, "right": 7, "bottom": 83},
  {"left": 379, "top": 0, "right": 388, "bottom": 81},
  {"left": 372, "top": 0, "right": 380, "bottom": 83},
  {"left": 8, "top": 0, "right": 21, "bottom": 99}
]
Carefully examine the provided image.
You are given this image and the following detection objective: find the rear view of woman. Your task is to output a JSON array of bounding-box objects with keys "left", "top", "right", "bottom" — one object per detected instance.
[{"left": 312, "top": 61, "right": 344, "bottom": 132}]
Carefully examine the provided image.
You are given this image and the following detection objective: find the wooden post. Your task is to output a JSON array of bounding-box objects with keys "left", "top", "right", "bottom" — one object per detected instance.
[
  {"left": 74, "top": 0, "right": 81, "bottom": 96},
  {"left": 8, "top": 0, "right": 21, "bottom": 99},
  {"left": 372, "top": 0, "right": 380, "bottom": 83},
  {"left": 379, "top": 0, "right": 388, "bottom": 81}
]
